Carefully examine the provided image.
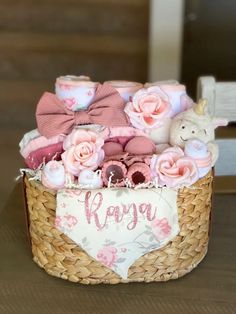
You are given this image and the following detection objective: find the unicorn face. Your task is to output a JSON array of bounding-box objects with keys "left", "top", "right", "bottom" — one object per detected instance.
[{"left": 169, "top": 99, "right": 228, "bottom": 147}]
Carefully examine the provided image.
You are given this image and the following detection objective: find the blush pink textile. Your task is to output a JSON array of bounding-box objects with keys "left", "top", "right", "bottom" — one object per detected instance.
[
  {"left": 61, "top": 129, "right": 105, "bottom": 176},
  {"left": 36, "top": 83, "right": 130, "bottom": 138},
  {"left": 25, "top": 142, "right": 64, "bottom": 170},
  {"left": 101, "top": 126, "right": 147, "bottom": 140},
  {"left": 144, "top": 81, "right": 193, "bottom": 116},
  {"left": 124, "top": 136, "right": 156, "bottom": 155},
  {"left": 20, "top": 134, "right": 66, "bottom": 158},
  {"left": 103, "top": 141, "right": 124, "bottom": 157},
  {"left": 103, "top": 136, "right": 156, "bottom": 156},
  {"left": 150, "top": 146, "right": 199, "bottom": 188},
  {"left": 125, "top": 87, "right": 171, "bottom": 130}
]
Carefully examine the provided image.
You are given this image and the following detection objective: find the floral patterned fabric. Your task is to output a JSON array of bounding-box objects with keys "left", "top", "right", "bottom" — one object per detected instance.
[{"left": 56, "top": 187, "right": 179, "bottom": 279}]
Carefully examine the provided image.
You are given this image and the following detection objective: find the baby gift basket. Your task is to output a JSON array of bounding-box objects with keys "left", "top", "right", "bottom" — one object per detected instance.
[{"left": 20, "top": 75, "right": 227, "bottom": 284}]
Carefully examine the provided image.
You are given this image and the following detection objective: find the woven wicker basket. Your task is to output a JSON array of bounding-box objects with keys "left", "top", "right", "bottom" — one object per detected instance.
[{"left": 24, "top": 171, "right": 213, "bottom": 284}]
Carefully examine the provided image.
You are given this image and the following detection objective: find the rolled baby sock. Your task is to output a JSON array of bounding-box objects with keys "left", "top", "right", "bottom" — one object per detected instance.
[
  {"left": 41, "top": 160, "right": 67, "bottom": 190},
  {"left": 78, "top": 169, "right": 103, "bottom": 189},
  {"left": 20, "top": 132, "right": 66, "bottom": 159},
  {"left": 55, "top": 75, "right": 98, "bottom": 111},
  {"left": 184, "top": 139, "right": 212, "bottom": 178}
]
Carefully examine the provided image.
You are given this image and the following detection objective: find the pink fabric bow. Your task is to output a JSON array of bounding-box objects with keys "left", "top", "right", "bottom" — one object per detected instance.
[{"left": 36, "top": 83, "right": 130, "bottom": 138}]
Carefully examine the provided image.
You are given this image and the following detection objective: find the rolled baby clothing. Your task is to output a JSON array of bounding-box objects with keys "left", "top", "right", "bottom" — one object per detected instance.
[
  {"left": 19, "top": 129, "right": 41, "bottom": 156},
  {"left": 104, "top": 80, "right": 143, "bottom": 103},
  {"left": 19, "top": 129, "right": 66, "bottom": 169},
  {"left": 55, "top": 75, "right": 98, "bottom": 111},
  {"left": 184, "top": 139, "right": 212, "bottom": 178},
  {"left": 20, "top": 132, "right": 66, "bottom": 158},
  {"left": 41, "top": 160, "right": 67, "bottom": 190}
]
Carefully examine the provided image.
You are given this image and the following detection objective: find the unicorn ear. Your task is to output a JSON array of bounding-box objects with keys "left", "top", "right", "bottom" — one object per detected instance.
[{"left": 212, "top": 117, "right": 229, "bottom": 129}]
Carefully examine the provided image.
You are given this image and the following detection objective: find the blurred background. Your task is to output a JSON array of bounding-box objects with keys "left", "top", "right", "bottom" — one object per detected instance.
[{"left": 0, "top": 0, "right": 236, "bottom": 207}]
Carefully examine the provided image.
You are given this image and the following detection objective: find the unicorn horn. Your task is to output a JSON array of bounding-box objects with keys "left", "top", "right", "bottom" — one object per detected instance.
[{"left": 194, "top": 98, "right": 207, "bottom": 115}]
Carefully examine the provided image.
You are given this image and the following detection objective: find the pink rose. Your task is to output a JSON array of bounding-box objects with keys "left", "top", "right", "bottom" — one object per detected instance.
[
  {"left": 97, "top": 246, "right": 117, "bottom": 267},
  {"left": 62, "top": 129, "right": 105, "bottom": 176},
  {"left": 41, "top": 160, "right": 66, "bottom": 189},
  {"left": 144, "top": 82, "right": 193, "bottom": 117},
  {"left": 151, "top": 146, "right": 199, "bottom": 188},
  {"left": 124, "top": 87, "right": 171, "bottom": 130},
  {"left": 151, "top": 218, "right": 171, "bottom": 241}
]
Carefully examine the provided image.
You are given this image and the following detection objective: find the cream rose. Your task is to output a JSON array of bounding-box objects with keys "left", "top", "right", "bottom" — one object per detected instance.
[
  {"left": 151, "top": 146, "right": 199, "bottom": 188},
  {"left": 124, "top": 87, "right": 171, "bottom": 130},
  {"left": 62, "top": 129, "right": 105, "bottom": 176}
]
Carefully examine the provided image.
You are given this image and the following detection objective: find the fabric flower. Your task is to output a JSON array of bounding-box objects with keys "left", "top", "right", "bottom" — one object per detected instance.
[
  {"left": 151, "top": 146, "right": 199, "bottom": 188},
  {"left": 124, "top": 87, "right": 171, "bottom": 130},
  {"left": 151, "top": 218, "right": 171, "bottom": 241},
  {"left": 61, "top": 128, "right": 105, "bottom": 176},
  {"left": 97, "top": 246, "right": 117, "bottom": 267},
  {"left": 144, "top": 82, "right": 193, "bottom": 117},
  {"left": 41, "top": 160, "right": 66, "bottom": 189}
]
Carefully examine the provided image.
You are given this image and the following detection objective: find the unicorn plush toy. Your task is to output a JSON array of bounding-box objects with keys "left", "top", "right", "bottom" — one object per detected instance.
[{"left": 169, "top": 99, "right": 228, "bottom": 165}]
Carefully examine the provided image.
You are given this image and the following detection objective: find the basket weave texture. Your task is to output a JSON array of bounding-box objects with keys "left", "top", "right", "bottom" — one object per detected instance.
[{"left": 24, "top": 171, "right": 213, "bottom": 284}]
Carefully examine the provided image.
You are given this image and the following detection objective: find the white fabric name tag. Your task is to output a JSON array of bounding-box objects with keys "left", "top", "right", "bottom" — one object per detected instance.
[{"left": 56, "top": 187, "right": 179, "bottom": 279}]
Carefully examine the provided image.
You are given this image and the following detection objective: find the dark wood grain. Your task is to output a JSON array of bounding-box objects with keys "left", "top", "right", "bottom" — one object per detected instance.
[
  {"left": 0, "top": 2, "right": 148, "bottom": 36},
  {"left": 0, "top": 50, "right": 147, "bottom": 81},
  {"left": 0, "top": 0, "right": 148, "bottom": 83},
  {"left": 182, "top": 0, "right": 236, "bottom": 97}
]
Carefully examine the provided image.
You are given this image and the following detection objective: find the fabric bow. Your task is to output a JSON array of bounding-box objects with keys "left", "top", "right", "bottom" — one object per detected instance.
[{"left": 36, "top": 83, "right": 130, "bottom": 138}]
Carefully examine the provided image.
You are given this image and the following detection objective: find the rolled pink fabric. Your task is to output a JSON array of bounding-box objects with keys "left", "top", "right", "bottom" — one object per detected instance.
[
  {"left": 101, "top": 160, "right": 127, "bottom": 187},
  {"left": 101, "top": 126, "right": 147, "bottom": 140},
  {"left": 25, "top": 142, "right": 64, "bottom": 170},
  {"left": 20, "top": 132, "right": 66, "bottom": 158},
  {"left": 150, "top": 146, "right": 199, "bottom": 188},
  {"left": 105, "top": 80, "right": 143, "bottom": 103},
  {"left": 126, "top": 162, "right": 151, "bottom": 186},
  {"left": 103, "top": 141, "right": 124, "bottom": 157},
  {"left": 184, "top": 139, "right": 212, "bottom": 178},
  {"left": 55, "top": 75, "right": 98, "bottom": 111},
  {"left": 124, "top": 136, "right": 156, "bottom": 155}
]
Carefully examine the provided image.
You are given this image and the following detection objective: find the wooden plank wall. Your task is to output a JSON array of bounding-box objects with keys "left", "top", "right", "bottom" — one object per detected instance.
[{"left": 0, "top": 0, "right": 149, "bottom": 207}]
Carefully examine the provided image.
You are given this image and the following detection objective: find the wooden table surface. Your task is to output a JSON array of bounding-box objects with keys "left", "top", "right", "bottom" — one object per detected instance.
[{"left": 0, "top": 183, "right": 235, "bottom": 314}]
